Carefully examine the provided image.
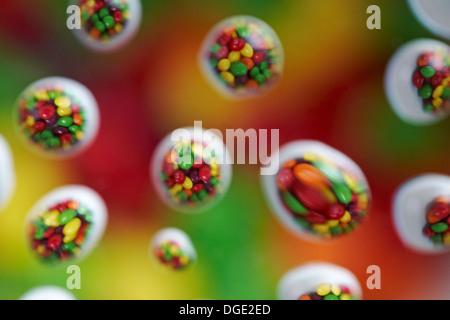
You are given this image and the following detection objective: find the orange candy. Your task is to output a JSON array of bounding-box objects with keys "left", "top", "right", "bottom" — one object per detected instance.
[
  {"left": 73, "top": 113, "right": 83, "bottom": 126},
  {"left": 299, "top": 295, "right": 311, "bottom": 300},
  {"left": 293, "top": 163, "right": 329, "bottom": 189},
  {"left": 68, "top": 201, "right": 79, "bottom": 210},
  {"left": 90, "top": 28, "right": 100, "bottom": 39},
  {"left": 240, "top": 57, "right": 255, "bottom": 70},
  {"left": 282, "top": 159, "right": 297, "bottom": 168},
  {"left": 427, "top": 210, "right": 442, "bottom": 224},
  {"left": 245, "top": 80, "right": 258, "bottom": 88},
  {"left": 165, "top": 150, "right": 177, "bottom": 164}
]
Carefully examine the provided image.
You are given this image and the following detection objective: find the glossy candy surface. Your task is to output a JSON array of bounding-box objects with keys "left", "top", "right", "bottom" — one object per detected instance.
[
  {"left": 262, "top": 140, "right": 371, "bottom": 241},
  {"left": 385, "top": 39, "right": 449, "bottom": 125},
  {"left": 199, "top": 15, "right": 284, "bottom": 98},
  {"left": 14, "top": 77, "right": 99, "bottom": 158},
  {"left": 277, "top": 262, "right": 362, "bottom": 300},
  {"left": 25, "top": 185, "right": 107, "bottom": 265},
  {"left": 71, "top": 0, "right": 142, "bottom": 52},
  {"left": 150, "top": 228, "right": 196, "bottom": 271},
  {"left": 393, "top": 174, "right": 450, "bottom": 254},
  {"left": 151, "top": 127, "right": 232, "bottom": 213}
]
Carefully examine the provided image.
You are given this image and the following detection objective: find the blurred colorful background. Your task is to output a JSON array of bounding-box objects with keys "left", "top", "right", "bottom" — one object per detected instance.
[{"left": 0, "top": 0, "right": 449, "bottom": 300}]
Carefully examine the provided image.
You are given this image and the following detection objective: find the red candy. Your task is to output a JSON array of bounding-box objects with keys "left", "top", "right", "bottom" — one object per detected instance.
[
  {"left": 431, "top": 72, "right": 443, "bottom": 88},
  {"left": 424, "top": 227, "right": 435, "bottom": 238},
  {"left": 199, "top": 165, "right": 211, "bottom": 182},
  {"left": 173, "top": 170, "right": 186, "bottom": 185},
  {"left": 413, "top": 71, "right": 424, "bottom": 89},
  {"left": 94, "top": 1, "right": 104, "bottom": 11},
  {"left": 216, "top": 46, "right": 229, "bottom": 60},
  {"left": 192, "top": 184, "right": 204, "bottom": 193},
  {"left": 47, "top": 234, "right": 62, "bottom": 250},
  {"left": 38, "top": 105, "right": 55, "bottom": 120},
  {"left": 218, "top": 33, "right": 232, "bottom": 45},
  {"left": 433, "top": 202, "right": 449, "bottom": 219},
  {"left": 229, "top": 38, "right": 245, "bottom": 51},
  {"left": 326, "top": 204, "right": 346, "bottom": 220},
  {"left": 43, "top": 227, "right": 55, "bottom": 239},
  {"left": 277, "top": 167, "right": 294, "bottom": 188},
  {"left": 34, "top": 121, "right": 46, "bottom": 132},
  {"left": 304, "top": 211, "right": 327, "bottom": 224},
  {"left": 59, "top": 133, "right": 73, "bottom": 144},
  {"left": 113, "top": 11, "right": 122, "bottom": 23},
  {"left": 292, "top": 182, "right": 329, "bottom": 212},
  {"left": 253, "top": 51, "right": 264, "bottom": 64}
]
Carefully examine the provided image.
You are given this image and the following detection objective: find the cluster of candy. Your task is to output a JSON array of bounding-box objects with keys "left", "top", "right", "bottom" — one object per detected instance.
[
  {"left": 299, "top": 283, "right": 356, "bottom": 300},
  {"left": 79, "top": 0, "right": 129, "bottom": 41},
  {"left": 154, "top": 240, "right": 192, "bottom": 270},
  {"left": 28, "top": 200, "right": 92, "bottom": 263},
  {"left": 276, "top": 153, "right": 369, "bottom": 237},
  {"left": 17, "top": 86, "right": 86, "bottom": 152},
  {"left": 208, "top": 20, "right": 281, "bottom": 92},
  {"left": 423, "top": 196, "right": 450, "bottom": 246},
  {"left": 412, "top": 49, "right": 450, "bottom": 114},
  {"left": 160, "top": 141, "right": 222, "bottom": 207}
]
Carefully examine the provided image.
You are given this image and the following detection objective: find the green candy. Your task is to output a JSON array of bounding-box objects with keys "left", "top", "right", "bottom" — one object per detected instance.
[
  {"left": 95, "top": 21, "right": 106, "bottom": 33},
  {"left": 59, "top": 209, "right": 77, "bottom": 225},
  {"left": 103, "top": 16, "right": 115, "bottom": 29},
  {"left": 330, "top": 226, "right": 343, "bottom": 235},
  {"left": 90, "top": 13, "right": 99, "bottom": 24},
  {"left": 255, "top": 73, "right": 266, "bottom": 84},
  {"left": 58, "top": 117, "right": 73, "bottom": 127},
  {"left": 420, "top": 66, "right": 436, "bottom": 78},
  {"left": 281, "top": 192, "right": 308, "bottom": 215},
  {"left": 431, "top": 222, "right": 448, "bottom": 233},
  {"left": 263, "top": 69, "right": 272, "bottom": 79},
  {"left": 313, "top": 161, "right": 343, "bottom": 184},
  {"left": 249, "top": 67, "right": 260, "bottom": 78},
  {"left": 160, "top": 172, "right": 168, "bottom": 181},
  {"left": 210, "top": 177, "right": 219, "bottom": 185},
  {"left": 332, "top": 183, "right": 352, "bottom": 204},
  {"left": 209, "top": 58, "right": 218, "bottom": 68},
  {"left": 99, "top": 8, "right": 109, "bottom": 18},
  {"left": 190, "top": 193, "right": 199, "bottom": 202},
  {"left": 236, "top": 27, "right": 250, "bottom": 38},
  {"left": 324, "top": 294, "right": 339, "bottom": 300},
  {"left": 35, "top": 226, "right": 45, "bottom": 240},
  {"left": 179, "top": 154, "right": 194, "bottom": 170},
  {"left": 423, "top": 103, "right": 434, "bottom": 112},
  {"left": 45, "top": 138, "right": 61, "bottom": 148},
  {"left": 62, "top": 241, "right": 76, "bottom": 252},
  {"left": 260, "top": 61, "right": 268, "bottom": 71},
  {"left": 442, "top": 87, "right": 450, "bottom": 99},
  {"left": 432, "top": 234, "right": 443, "bottom": 244},
  {"left": 418, "top": 84, "right": 432, "bottom": 99},
  {"left": 198, "top": 189, "right": 208, "bottom": 200},
  {"left": 178, "top": 192, "right": 188, "bottom": 200},
  {"left": 230, "top": 62, "right": 248, "bottom": 77},
  {"left": 210, "top": 43, "right": 221, "bottom": 53},
  {"left": 41, "top": 129, "right": 53, "bottom": 140},
  {"left": 69, "top": 125, "right": 80, "bottom": 133},
  {"left": 294, "top": 217, "right": 310, "bottom": 229}
]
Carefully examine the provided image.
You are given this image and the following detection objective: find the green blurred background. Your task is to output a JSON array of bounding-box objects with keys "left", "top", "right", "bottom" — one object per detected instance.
[{"left": 0, "top": 0, "right": 449, "bottom": 299}]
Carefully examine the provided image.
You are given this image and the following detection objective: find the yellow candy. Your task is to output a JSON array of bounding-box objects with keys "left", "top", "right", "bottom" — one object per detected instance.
[
  {"left": 220, "top": 71, "right": 235, "bottom": 83},
  {"left": 317, "top": 283, "right": 331, "bottom": 296},
  {"left": 115, "top": 24, "right": 123, "bottom": 33},
  {"left": 303, "top": 152, "right": 318, "bottom": 162},
  {"left": 343, "top": 172, "right": 358, "bottom": 192},
  {"left": 240, "top": 43, "right": 254, "bottom": 58},
  {"left": 442, "top": 77, "right": 450, "bottom": 86},
  {"left": 37, "top": 245, "right": 46, "bottom": 255},
  {"left": 211, "top": 168, "right": 219, "bottom": 177},
  {"left": 312, "top": 224, "right": 329, "bottom": 234},
  {"left": 123, "top": 10, "right": 130, "bottom": 20},
  {"left": 87, "top": 0, "right": 95, "bottom": 7},
  {"left": 210, "top": 163, "right": 219, "bottom": 171},
  {"left": 443, "top": 233, "right": 450, "bottom": 244},
  {"left": 169, "top": 184, "right": 183, "bottom": 195},
  {"left": 54, "top": 96, "right": 71, "bottom": 109},
  {"left": 42, "top": 210, "right": 60, "bottom": 227},
  {"left": 179, "top": 255, "right": 189, "bottom": 265},
  {"left": 331, "top": 284, "right": 341, "bottom": 296},
  {"left": 62, "top": 218, "right": 81, "bottom": 243},
  {"left": 34, "top": 90, "right": 49, "bottom": 101},
  {"left": 340, "top": 293, "right": 351, "bottom": 300},
  {"left": 182, "top": 177, "right": 193, "bottom": 190},
  {"left": 327, "top": 220, "right": 339, "bottom": 227},
  {"left": 57, "top": 107, "right": 72, "bottom": 117},
  {"left": 433, "top": 85, "right": 445, "bottom": 98},
  {"left": 340, "top": 210, "right": 352, "bottom": 223},
  {"left": 25, "top": 115, "right": 35, "bottom": 127},
  {"left": 75, "top": 131, "right": 84, "bottom": 141},
  {"left": 432, "top": 98, "right": 443, "bottom": 108},
  {"left": 228, "top": 51, "right": 241, "bottom": 62},
  {"left": 218, "top": 59, "right": 231, "bottom": 71},
  {"left": 169, "top": 245, "right": 180, "bottom": 255},
  {"left": 320, "top": 186, "right": 337, "bottom": 203}
]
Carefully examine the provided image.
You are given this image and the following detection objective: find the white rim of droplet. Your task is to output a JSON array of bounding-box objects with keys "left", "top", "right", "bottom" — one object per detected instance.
[
  {"left": 198, "top": 15, "right": 284, "bottom": 99},
  {"left": 150, "top": 227, "right": 197, "bottom": 269},
  {"left": 277, "top": 262, "right": 362, "bottom": 300},
  {"left": 13, "top": 76, "right": 100, "bottom": 159},
  {"left": 71, "top": 0, "right": 142, "bottom": 53},
  {"left": 408, "top": 0, "right": 450, "bottom": 41},
  {"left": 384, "top": 38, "right": 449, "bottom": 125},
  {"left": 261, "top": 140, "right": 371, "bottom": 243},
  {"left": 25, "top": 185, "right": 108, "bottom": 265},
  {"left": 150, "top": 126, "right": 233, "bottom": 214},
  {"left": 19, "top": 285, "right": 77, "bottom": 300},
  {"left": 0, "top": 135, "right": 16, "bottom": 212},
  {"left": 392, "top": 173, "right": 450, "bottom": 255}
]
